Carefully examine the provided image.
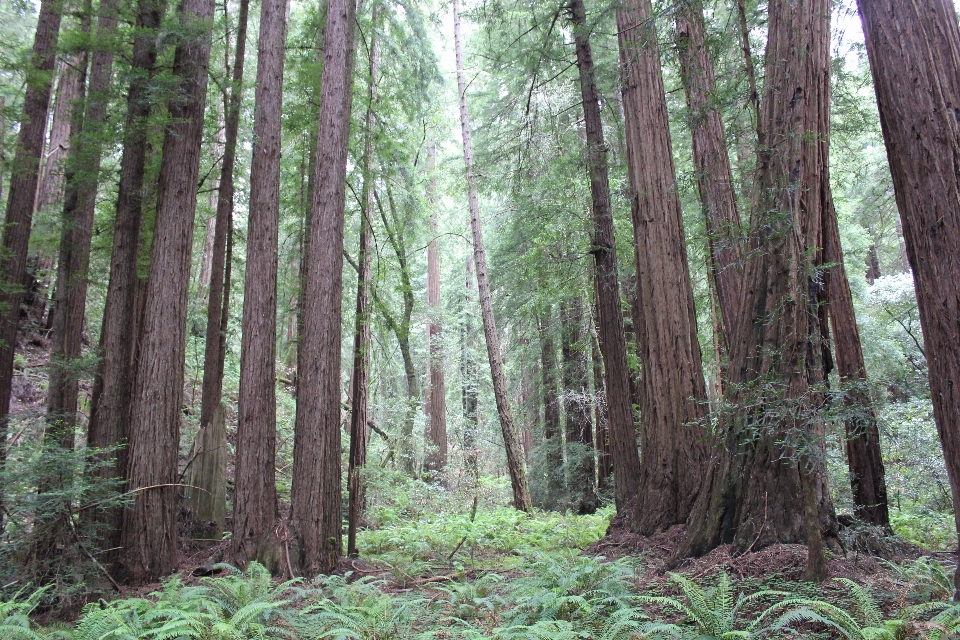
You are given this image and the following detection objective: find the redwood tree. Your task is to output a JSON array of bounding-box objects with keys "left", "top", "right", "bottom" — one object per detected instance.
[
  {"left": 347, "top": 4, "right": 379, "bottom": 558},
  {"left": 232, "top": 0, "right": 289, "bottom": 569},
  {"left": 856, "top": 0, "right": 960, "bottom": 570},
  {"left": 119, "top": 0, "right": 216, "bottom": 585},
  {"left": 186, "top": 0, "right": 250, "bottom": 536},
  {"left": 569, "top": 0, "right": 640, "bottom": 513},
  {"left": 679, "top": 0, "right": 838, "bottom": 581},
  {"left": 674, "top": 0, "right": 743, "bottom": 336},
  {"left": 291, "top": 0, "right": 358, "bottom": 576},
  {"left": 87, "top": 0, "right": 167, "bottom": 556},
  {"left": 453, "top": 0, "right": 531, "bottom": 512},
  {"left": 0, "top": 0, "right": 62, "bottom": 477},
  {"left": 424, "top": 140, "right": 448, "bottom": 477},
  {"left": 615, "top": 0, "right": 709, "bottom": 533}
]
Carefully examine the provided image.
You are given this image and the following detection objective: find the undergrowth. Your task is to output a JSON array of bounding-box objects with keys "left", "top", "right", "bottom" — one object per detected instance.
[{"left": 2, "top": 475, "right": 957, "bottom": 638}]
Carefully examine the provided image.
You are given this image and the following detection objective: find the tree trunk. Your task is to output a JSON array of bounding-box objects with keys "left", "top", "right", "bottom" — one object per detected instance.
[
  {"left": 856, "top": 0, "right": 960, "bottom": 582},
  {"left": 560, "top": 298, "right": 595, "bottom": 514},
  {"left": 675, "top": 0, "right": 743, "bottom": 337},
  {"left": 35, "top": 55, "right": 81, "bottom": 220},
  {"left": 678, "top": 0, "right": 838, "bottom": 581},
  {"left": 232, "top": 0, "right": 288, "bottom": 571},
  {"left": 49, "top": 0, "right": 119, "bottom": 437},
  {"left": 291, "top": 0, "right": 357, "bottom": 576},
  {"left": 45, "top": 20, "right": 91, "bottom": 442},
  {"left": 570, "top": 0, "right": 639, "bottom": 513},
  {"left": 453, "top": 0, "right": 531, "bottom": 512},
  {"left": 820, "top": 137, "right": 890, "bottom": 529},
  {"left": 347, "top": 5, "right": 378, "bottom": 558},
  {"left": 424, "top": 140, "right": 448, "bottom": 476},
  {"left": 187, "top": 0, "right": 250, "bottom": 538},
  {"left": 32, "top": 3, "right": 91, "bottom": 580},
  {"left": 538, "top": 312, "right": 563, "bottom": 509},
  {"left": 87, "top": 0, "right": 166, "bottom": 559},
  {"left": 118, "top": 0, "right": 215, "bottom": 585},
  {"left": 461, "top": 256, "right": 480, "bottom": 480},
  {"left": 0, "top": 0, "right": 62, "bottom": 509},
  {"left": 615, "top": 0, "right": 710, "bottom": 534}
]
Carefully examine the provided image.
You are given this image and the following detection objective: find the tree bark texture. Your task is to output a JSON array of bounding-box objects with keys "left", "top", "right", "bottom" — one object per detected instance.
[
  {"left": 48, "top": 0, "right": 119, "bottom": 436},
  {"left": 119, "top": 0, "right": 215, "bottom": 585},
  {"left": 675, "top": 0, "right": 743, "bottom": 337},
  {"left": 87, "top": 0, "right": 167, "bottom": 558},
  {"left": 232, "top": 0, "right": 288, "bottom": 570},
  {"left": 347, "top": 7, "right": 378, "bottom": 558},
  {"left": 454, "top": 0, "right": 531, "bottom": 512},
  {"left": 425, "top": 140, "right": 448, "bottom": 476},
  {"left": 188, "top": 0, "right": 250, "bottom": 536},
  {"left": 570, "top": 0, "right": 639, "bottom": 513},
  {"left": 35, "top": 56, "right": 81, "bottom": 220},
  {"left": 615, "top": 0, "right": 710, "bottom": 534},
  {"left": 291, "top": 0, "right": 357, "bottom": 576},
  {"left": 679, "top": 0, "right": 838, "bottom": 578},
  {"left": 46, "top": 20, "right": 91, "bottom": 442},
  {"left": 856, "top": 0, "right": 960, "bottom": 555},
  {"left": 0, "top": 0, "right": 61, "bottom": 474}
]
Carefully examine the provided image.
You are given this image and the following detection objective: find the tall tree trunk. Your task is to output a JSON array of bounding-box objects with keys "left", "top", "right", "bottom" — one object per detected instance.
[
  {"left": 570, "top": 0, "right": 639, "bottom": 513},
  {"left": 87, "top": 0, "right": 167, "bottom": 559},
  {"left": 539, "top": 313, "right": 563, "bottom": 508},
  {"left": 32, "top": 2, "right": 91, "bottom": 579},
  {"left": 186, "top": 0, "right": 250, "bottom": 537},
  {"left": 45, "top": 18, "right": 91, "bottom": 442},
  {"left": 424, "top": 140, "right": 448, "bottom": 476},
  {"left": 291, "top": 0, "right": 357, "bottom": 576},
  {"left": 35, "top": 56, "right": 81, "bottom": 220},
  {"left": 615, "top": 0, "right": 710, "bottom": 533},
  {"left": 453, "top": 0, "right": 531, "bottom": 512},
  {"left": 560, "top": 297, "right": 596, "bottom": 514},
  {"left": 819, "top": 108, "right": 890, "bottom": 528},
  {"left": 856, "top": 0, "right": 960, "bottom": 583},
  {"left": 461, "top": 256, "right": 479, "bottom": 480},
  {"left": 675, "top": 0, "right": 743, "bottom": 336},
  {"left": 679, "top": 0, "right": 838, "bottom": 581},
  {"left": 347, "top": 4, "right": 378, "bottom": 558},
  {"left": 118, "top": 0, "right": 215, "bottom": 585},
  {"left": 232, "top": 0, "right": 288, "bottom": 570},
  {"left": 50, "top": 0, "right": 119, "bottom": 436},
  {"left": 0, "top": 0, "right": 62, "bottom": 527}
]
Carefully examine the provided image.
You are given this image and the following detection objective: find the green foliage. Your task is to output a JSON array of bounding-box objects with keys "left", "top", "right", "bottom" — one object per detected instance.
[
  {"left": 69, "top": 563, "right": 296, "bottom": 640},
  {"left": 882, "top": 556, "right": 955, "bottom": 603},
  {"left": 634, "top": 571, "right": 807, "bottom": 639},
  {"left": 505, "top": 552, "right": 637, "bottom": 626}
]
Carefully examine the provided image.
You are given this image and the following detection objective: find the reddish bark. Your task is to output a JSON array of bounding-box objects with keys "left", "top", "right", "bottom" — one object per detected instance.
[
  {"left": 291, "top": 0, "right": 358, "bottom": 575},
  {"left": 615, "top": 0, "right": 710, "bottom": 534}
]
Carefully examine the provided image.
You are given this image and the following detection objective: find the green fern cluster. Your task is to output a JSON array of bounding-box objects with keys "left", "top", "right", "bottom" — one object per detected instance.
[{"left": 70, "top": 562, "right": 297, "bottom": 640}]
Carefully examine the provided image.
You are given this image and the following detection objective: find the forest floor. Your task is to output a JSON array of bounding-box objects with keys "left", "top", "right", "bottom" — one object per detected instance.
[{"left": 4, "top": 316, "right": 959, "bottom": 638}]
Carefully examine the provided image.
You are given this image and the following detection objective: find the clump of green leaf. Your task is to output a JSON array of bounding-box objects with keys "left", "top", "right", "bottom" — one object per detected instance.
[
  {"left": 504, "top": 552, "right": 638, "bottom": 627},
  {"left": 883, "top": 556, "right": 955, "bottom": 603},
  {"left": 0, "top": 586, "right": 68, "bottom": 639},
  {"left": 70, "top": 562, "right": 298, "bottom": 640}
]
